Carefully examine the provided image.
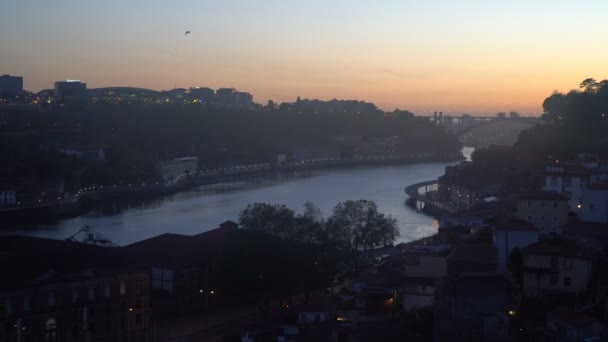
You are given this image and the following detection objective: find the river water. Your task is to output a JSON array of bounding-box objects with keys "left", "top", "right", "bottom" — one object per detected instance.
[{"left": 4, "top": 148, "right": 474, "bottom": 246}]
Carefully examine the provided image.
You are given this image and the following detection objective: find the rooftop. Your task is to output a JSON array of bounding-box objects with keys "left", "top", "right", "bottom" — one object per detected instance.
[
  {"left": 523, "top": 237, "right": 596, "bottom": 259},
  {"left": 547, "top": 307, "right": 597, "bottom": 329}
]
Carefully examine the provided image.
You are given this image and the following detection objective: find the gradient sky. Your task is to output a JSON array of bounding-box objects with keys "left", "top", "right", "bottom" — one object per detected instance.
[{"left": 2, "top": 0, "right": 608, "bottom": 115}]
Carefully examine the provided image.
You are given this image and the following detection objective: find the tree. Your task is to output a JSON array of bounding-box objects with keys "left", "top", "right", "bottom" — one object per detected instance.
[
  {"left": 238, "top": 203, "right": 296, "bottom": 239},
  {"left": 325, "top": 200, "right": 398, "bottom": 273},
  {"left": 292, "top": 201, "right": 326, "bottom": 243},
  {"left": 580, "top": 78, "right": 599, "bottom": 93}
]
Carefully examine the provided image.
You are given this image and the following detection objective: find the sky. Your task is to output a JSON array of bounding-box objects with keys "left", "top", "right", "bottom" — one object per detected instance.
[{"left": 2, "top": 0, "right": 608, "bottom": 115}]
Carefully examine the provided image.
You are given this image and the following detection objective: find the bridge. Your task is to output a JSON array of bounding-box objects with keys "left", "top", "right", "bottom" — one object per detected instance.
[{"left": 428, "top": 114, "right": 542, "bottom": 147}]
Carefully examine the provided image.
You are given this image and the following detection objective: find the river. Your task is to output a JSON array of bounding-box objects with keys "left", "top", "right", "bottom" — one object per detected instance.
[{"left": 4, "top": 148, "right": 474, "bottom": 246}]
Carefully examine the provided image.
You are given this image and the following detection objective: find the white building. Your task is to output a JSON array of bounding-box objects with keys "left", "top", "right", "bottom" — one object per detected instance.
[
  {"left": 158, "top": 157, "right": 198, "bottom": 183},
  {"left": 543, "top": 158, "right": 608, "bottom": 212},
  {"left": 580, "top": 184, "right": 608, "bottom": 223},
  {"left": 493, "top": 220, "right": 539, "bottom": 273}
]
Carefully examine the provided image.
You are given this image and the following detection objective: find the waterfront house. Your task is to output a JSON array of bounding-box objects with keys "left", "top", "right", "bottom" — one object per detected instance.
[
  {"left": 493, "top": 220, "right": 539, "bottom": 273},
  {"left": 521, "top": 238, "right": 595, "bottom": 298},
  {"left": 514, "top": 190, "right": 569, "bottom": 236}
]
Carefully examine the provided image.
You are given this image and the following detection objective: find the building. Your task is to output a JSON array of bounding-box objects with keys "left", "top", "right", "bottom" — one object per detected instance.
[
  {"left": 447, "top": 243, "right": 498, "bottom": 276},
  {"left": 0, "top": 187, "right": 16, "bottom": 205},
  {"left": 580, "top": 183, "right": 608, "bottom": 223},
  {"left": 545, "top": 307, "right": 603, "bottom": 342},
  {"left": 493, "top": 220, "right": 539, "bottom": 273},
  {"left": 522, "top": 238, "right": 596, "bottom": 298},
  {"left": 54, "top": 80, "right": 87, "bottom": 98},
  {"left": 514, "top": 190, "right": 569, "bottom": 236},
  {"left": 0, "top": 236, "right": 151, "bottom": 342},
  {"left": 0, "top": 74, "right": 23, "bottom": 95},
  {"left": 157, "top": 157, "right": 198, "bottom": 184},
  {"left": 234, "top": 91, "right": 253, "bottom": 109},
  {"left": 402, "top": 278, "right": 437, "bottom": 312},
  {"left": 434, "top": 273, "right": 513, "bottom": 342},
  {"left": 189, "top": 87, "right": 215, "bottom": 103},
  {"left": 215, "top": 88, "right": 235, "bottom": 106},
  {"left": 118, "top": 221, "right": 236, "bottom": 319},
  {"left": 58, "top": 145, "right": 107, "bottom": 162},
  {"left": 543, "top": 158, "right": 608, "bottom": 212},
  {"left": 403, "top": 245, "right": 451, "bottom": 279}
]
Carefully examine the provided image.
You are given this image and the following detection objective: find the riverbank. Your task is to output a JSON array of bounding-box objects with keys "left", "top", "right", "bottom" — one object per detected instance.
[{"left": 2, "top": 152, "right": 464, "bottom": 223}]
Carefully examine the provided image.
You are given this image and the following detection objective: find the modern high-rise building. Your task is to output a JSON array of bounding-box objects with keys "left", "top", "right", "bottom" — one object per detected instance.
[
  {"left": 189, "top": 87, "right": 215, "bottom": 103},
  {"left": 54, "top": 80, "right": 87, "bottom": 98},
  {"left": 234, "top": 91, "right": 253, "bottom": 109},
  {"left": 0, "top": 74, "right": 23, "bottom": 95},
  {"left": 215, "top": 88, "right": 235, "bottom": 106}
]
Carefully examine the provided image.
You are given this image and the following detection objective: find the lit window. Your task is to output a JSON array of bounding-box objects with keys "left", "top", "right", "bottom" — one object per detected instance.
[
  {"left": 104, "top": 283, "right": 111, "bottom": 298},
  {"left": 120, "top": 281, "right": 126, "bottom": 296},
  {"left": 88, "top": 287, "right": 95, "bottom": 301}
]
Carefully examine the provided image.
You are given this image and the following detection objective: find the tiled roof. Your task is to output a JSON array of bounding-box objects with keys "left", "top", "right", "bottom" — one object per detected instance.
[{"left": 523, "top": 238, "right": 596, "bottom": 259}]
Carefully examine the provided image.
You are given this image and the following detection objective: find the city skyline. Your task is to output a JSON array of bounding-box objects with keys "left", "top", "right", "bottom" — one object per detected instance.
[{"left": 2, "top": 1, "right": 608, "bottom": 115}]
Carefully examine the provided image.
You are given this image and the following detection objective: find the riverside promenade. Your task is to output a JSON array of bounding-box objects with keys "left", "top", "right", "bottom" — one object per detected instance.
[{"left": 404, "top": 180, "right": 457, "bottom": 215}]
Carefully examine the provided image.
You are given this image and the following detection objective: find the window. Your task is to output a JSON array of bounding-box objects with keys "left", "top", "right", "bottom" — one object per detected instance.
[
  {"left": 135, "top": 299, "right": 141, "bottom": 309},
  {"left": 551, "top": 257, "right": 558, "bottom": 270},
  {"left": 550, "top": 176, "right": 557, "bottom": 187},
  {"left": 72, "top": 289, "right": 79, "bottom": 303},
  {"left": 590, "top": 204, "right": 596, "bottom": 213},
  {"left": 119, "top": 280, "right": 126, "bottom": 296},
  {"left": 540, "top": 201, "right": 546, "bottom": 209},
  {"left": 152, "top": 268, "right": 175, "bottom": 295},
  {"left": 45, "top": 318, "right": 57, "bottom": 342},
  {"left": 88, "top": 287, "right": 95, "bottom": 301},
  {"left": 553, "top": 216, "right": 558, "bottom": 222},
  {"left": 527, "top": 201, "right": 533, "bottom": 208},
  {"left": 553, "top": 201, "right": 559, "bottom": 209},
  {"left": 104, "top": 283, "right": 111, "bottom": 298},
  {"left": 4, "top": 298, "right": 11, "bottom": 313},
  {"left": 550, "top": 274, "right": 558, "bottom": 286},
  {"left": 564, "top": 277, "right": 572, "bottom": 287},
  {"left": 565, "top": 177, "right": 572, "bottom": 188},
  {"left": 135, "top": 280, "right": 143, "bottom": 295},
  {"left": 540, "top": 216, "right": 545, "bottom": 222},
  {"left": 527, "top": 215, "right": 533, "bottom": 222},
  {"left": 23, "top": 296, "right": 31, "bottom": 312},
  {"left": 136, "top": 313, "right": 142, "bottom": 326},
  {"left": 48, "top": 291, "right": 55, "bottom": 307},
  {"left": 105, "top": 319, "right": 111, "bottom": 333}
]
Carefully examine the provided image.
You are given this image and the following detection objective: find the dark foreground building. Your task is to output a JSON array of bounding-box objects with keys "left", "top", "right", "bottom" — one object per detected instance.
[{"left": 0, "top": 221, "right": 237, "bottom": 342}]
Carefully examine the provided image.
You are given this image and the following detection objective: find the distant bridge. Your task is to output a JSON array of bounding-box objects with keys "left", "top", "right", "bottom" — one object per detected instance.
[{"left": 428, "top": 115, "right": 542, "bottom": 147}]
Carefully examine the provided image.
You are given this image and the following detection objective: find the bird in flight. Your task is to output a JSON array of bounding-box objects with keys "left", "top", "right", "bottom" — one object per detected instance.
[{"left": 185, "top": 31, "right": 191, "bottom": 36}]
